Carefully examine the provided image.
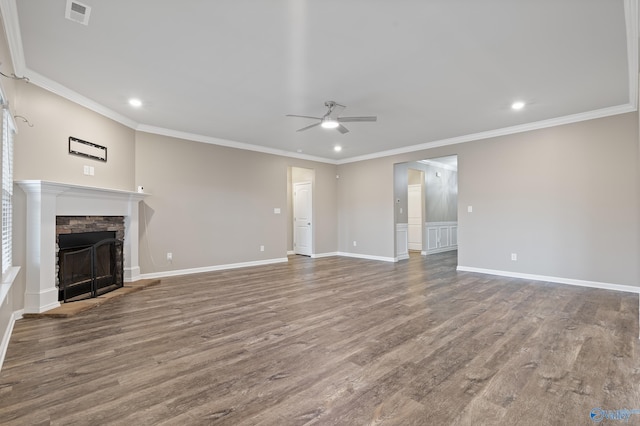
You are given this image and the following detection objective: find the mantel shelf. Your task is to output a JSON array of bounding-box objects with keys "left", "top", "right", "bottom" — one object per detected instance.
[{"left": 16, "top": 180, "right": 150, "bottom": 200}]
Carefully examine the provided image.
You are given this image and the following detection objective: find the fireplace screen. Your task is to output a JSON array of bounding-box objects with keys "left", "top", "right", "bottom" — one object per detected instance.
[{"left": 58, "top": 231, "right": 123, "bottom": 302}]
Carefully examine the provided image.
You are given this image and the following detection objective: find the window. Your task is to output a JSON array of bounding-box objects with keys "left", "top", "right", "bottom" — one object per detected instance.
[{"left": 1, "top": 104, "right": 14, "bottom": 276}]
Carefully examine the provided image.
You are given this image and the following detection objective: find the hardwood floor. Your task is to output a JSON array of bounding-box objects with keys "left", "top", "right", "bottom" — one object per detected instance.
[{"left": 1, "top": 251, "right": 639, "bottom": 425}]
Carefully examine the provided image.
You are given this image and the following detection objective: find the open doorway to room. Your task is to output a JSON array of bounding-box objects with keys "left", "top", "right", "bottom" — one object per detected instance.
[
  {"left": 407, "top": 168, "right": 425, "bottom": 252},
  {"left": 394, "top": 155, "right": 458, "bottom": 263},
  {"left": 420, "top": 156, "right": 458, "bottom": 257},
  {"left": 289, "top": 167, "right": 315, "bottom": 257}
]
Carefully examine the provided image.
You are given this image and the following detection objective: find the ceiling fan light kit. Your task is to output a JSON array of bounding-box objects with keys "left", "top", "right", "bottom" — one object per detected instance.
[
  {"left": 287, "top": 101, "right": 377, "bottom": 134},
  {"left": 321, "top": 118, "right": 339, "bottom": 129}
]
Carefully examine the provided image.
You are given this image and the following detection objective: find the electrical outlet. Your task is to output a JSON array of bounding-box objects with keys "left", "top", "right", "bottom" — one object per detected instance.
[
  {"left": 511, "top": 253, "right": 517, "bottom": 261},
  {"left": 260, "top": 245, "right": 265, "bottom": 252},
  {"left": 353, "top": 241, "right": 357, "bottom": 247},
  {"left": 167, "top": 252, "right": 172, "bottom": 261}
]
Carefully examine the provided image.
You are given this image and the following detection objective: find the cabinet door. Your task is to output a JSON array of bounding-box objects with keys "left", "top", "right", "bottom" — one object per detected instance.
[
  {"left": 438, "top": 227, "right": 450, "bottom": 248},
  {"left": 427, "top": 227, "right": 439, "bottom": 251},
  {"left": 450, "top": 226, "right": 458, "bottom": 246}
]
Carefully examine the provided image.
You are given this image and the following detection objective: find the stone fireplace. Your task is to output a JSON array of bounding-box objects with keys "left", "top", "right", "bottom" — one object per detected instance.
[{"left": 17, "top": 181, "right": 147, "bottom": 313}]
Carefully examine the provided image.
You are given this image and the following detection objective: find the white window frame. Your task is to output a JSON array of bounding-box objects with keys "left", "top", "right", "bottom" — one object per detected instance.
[{"left": 1, "top": 100, "right": 15, "bottom": 278}]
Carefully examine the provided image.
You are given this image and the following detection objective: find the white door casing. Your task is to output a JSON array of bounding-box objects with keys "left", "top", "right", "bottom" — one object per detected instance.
[
  {"left": 293, "top": 181, "right": 312, "bottom": 256},
  {"left": 408, "top": 184, "right": 423, "bottom": 251}
]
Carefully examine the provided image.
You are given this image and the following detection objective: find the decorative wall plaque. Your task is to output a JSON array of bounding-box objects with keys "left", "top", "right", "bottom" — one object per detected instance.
[{"left": 68, "top": 136, "right": 107, "bottom": 162}]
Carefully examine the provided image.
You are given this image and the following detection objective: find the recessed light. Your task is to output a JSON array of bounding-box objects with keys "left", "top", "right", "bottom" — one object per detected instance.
[
  {"left": 511, "top": 101, "right": 525, "bottom": 110},
  {"left": 129, "top": 98, "right": 142, "bottom": 107},
  {"left": 334, "top": 145, "right": 342, "bottom": 152}
]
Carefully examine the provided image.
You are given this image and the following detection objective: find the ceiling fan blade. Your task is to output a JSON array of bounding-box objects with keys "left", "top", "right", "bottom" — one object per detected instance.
[
  {"left": 286, "top": 114, "right": 323, "bottom": 120},
  {"left": 297, "top": 122, "right": 321, "bottom": 132},
  {"left": 337, "top": 116, "right": 377, "bottom": 123},
  {"left": 336, "top": 124, "right": 349, "bottom": 134}
]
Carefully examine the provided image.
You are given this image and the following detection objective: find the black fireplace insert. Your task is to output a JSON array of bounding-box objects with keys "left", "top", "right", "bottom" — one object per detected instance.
[{"left": 58, "top": 231, "right": 124, "bottom": 302}]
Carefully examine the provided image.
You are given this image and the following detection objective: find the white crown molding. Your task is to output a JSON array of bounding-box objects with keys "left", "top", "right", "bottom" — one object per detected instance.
[
  {"left": 0, "top": 0, "right": 25, "bottom": 75},
  {"left": 136, "top": 124, "right": 337, "bottom": 164},
  {"left": 418, "top": 159, "right": 458, "bottom": 171},
  {"left": 456, "top": 265, "right": 640, "bottom": 295},
  {"left": 26, "top": 69, "right": 139, "bottom": 129},
  {"left": 624, "top": 0, "right": 638, "bottom": 109},
  {"left": 337, "top": 103, "right": 636, "bottom": 165}
]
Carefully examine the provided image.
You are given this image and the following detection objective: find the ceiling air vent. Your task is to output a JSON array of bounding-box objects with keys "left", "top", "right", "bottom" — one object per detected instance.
[{"left": 65, "top": 0, "right": 91, "bottom": 25}]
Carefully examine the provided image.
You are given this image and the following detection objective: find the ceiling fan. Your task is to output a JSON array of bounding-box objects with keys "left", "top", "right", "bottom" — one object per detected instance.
[{"left": 286, "top": 101, "right": 377, "bottom": 134}]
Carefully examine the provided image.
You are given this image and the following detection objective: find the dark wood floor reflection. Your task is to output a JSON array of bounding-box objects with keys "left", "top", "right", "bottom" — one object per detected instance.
[{"left": 1, "top": 251, "right": 639, "bottom": 425}]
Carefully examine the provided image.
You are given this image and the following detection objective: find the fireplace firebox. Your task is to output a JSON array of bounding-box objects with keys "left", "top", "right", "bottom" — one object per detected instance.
[
  {"left": 58, "top": 231, "right": 124, "bottom": 302},
  {"left": 56, "top": 216, "right": 126, "bottom": 303},
  {"left": 58, "top": 231, "right": 123, "bottom": 302}
]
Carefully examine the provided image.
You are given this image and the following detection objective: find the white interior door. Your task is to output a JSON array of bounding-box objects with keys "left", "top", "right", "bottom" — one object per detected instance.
[
  {"left": 408, "top": 184, "right": 423, "bottom": 251},
  {"left": 293, "top": 181, "right": 312, "bottom": 256}
]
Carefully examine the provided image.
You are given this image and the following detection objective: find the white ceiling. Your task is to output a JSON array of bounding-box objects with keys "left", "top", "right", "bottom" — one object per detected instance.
[{"left": 2, "top": 0, "right": 637, "bottom": 164}]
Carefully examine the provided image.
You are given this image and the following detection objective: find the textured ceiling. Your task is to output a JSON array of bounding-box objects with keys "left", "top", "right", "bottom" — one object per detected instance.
[{"left": 3, "top": 0, "right": 636, "bottom": 163}]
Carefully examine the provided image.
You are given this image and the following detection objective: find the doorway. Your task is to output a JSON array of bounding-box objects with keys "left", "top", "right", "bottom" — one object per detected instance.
[
  {"left": 407, "top": 169, "right": 424, "bottom": 251},
  {"left": 291, "top": 167, "right": 314, "bottom": 256},
  {"left": 394, "top": 155, "right": 458, "bottom": 261},
  {"left": 293, "top": 181, "right": 312, "bottom": 255}
]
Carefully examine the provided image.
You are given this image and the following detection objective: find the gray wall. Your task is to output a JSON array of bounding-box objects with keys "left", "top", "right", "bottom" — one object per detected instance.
[
  {"left": 338, "top": 157, "right": 395, "bottom": 257},
  {"left": 339, "top": 112, "right": 640, "bottom": 286},
  {"left": 393, "top": 161, "right": 458, "bottom": 226},
  {"left": 13, "top": 83, "right": 136, "bottom": 191},
  {"left": 393, "top": 162, "right": 409, "bottom": 224},
  {"left": 424, "top": 164, "right": 457, "bottom": 223},
  {"left": 409, "top": 161, "right": 458, "bottom": 223},
  {"left": 135, "top": 132, "right": 338, "bottom": 274}
]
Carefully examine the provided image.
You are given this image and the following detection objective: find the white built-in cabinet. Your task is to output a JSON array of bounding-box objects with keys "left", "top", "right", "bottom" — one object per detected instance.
[{"left": 424, "top": 221, "right": 457, "bottom": 255}]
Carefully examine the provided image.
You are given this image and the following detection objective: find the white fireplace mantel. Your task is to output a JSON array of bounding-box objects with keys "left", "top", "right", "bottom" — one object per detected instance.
[{"left": 16, "top": 180, "right": 148, "bottom": 313}]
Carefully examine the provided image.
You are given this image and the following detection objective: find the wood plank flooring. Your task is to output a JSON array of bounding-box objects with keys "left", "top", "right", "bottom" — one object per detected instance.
[{"left": 1, "top": 252, "right": 639, "bottom": 425}]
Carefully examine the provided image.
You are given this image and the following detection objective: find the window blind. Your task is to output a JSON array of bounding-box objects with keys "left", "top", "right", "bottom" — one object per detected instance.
[{"left": 2, "top": 106, "right": 14, "bottom": 275}]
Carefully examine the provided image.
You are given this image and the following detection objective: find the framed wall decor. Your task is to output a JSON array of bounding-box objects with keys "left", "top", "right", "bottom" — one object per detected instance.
[{"left": 68, "top": 136, "right": 107, "bottom": 162}]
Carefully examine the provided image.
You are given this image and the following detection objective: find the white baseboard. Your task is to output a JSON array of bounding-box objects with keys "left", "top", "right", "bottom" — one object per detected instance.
[
  {"left": 424, "top": 246, "right": 458, "bottom": 255},
  {"left": 456, "top": 265, "right": 640, "bottom": 295},
  {"left": 287, "top": 252, "right": 338, "bottom": 258},
  {"left": 139, "top": 257, "right": 289, "bottom": 280},
  {"left": 337, "top": 252, "right": 396, "bottom": 263},
  {"left": 311, "top": 252, "right": 339, "bottom": 259},
  {"left": 124, "top": 266, "right": 141, "bottom": 283},
  {"left": 0, "top": 309, "right": 23, "bottom": 373}
]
